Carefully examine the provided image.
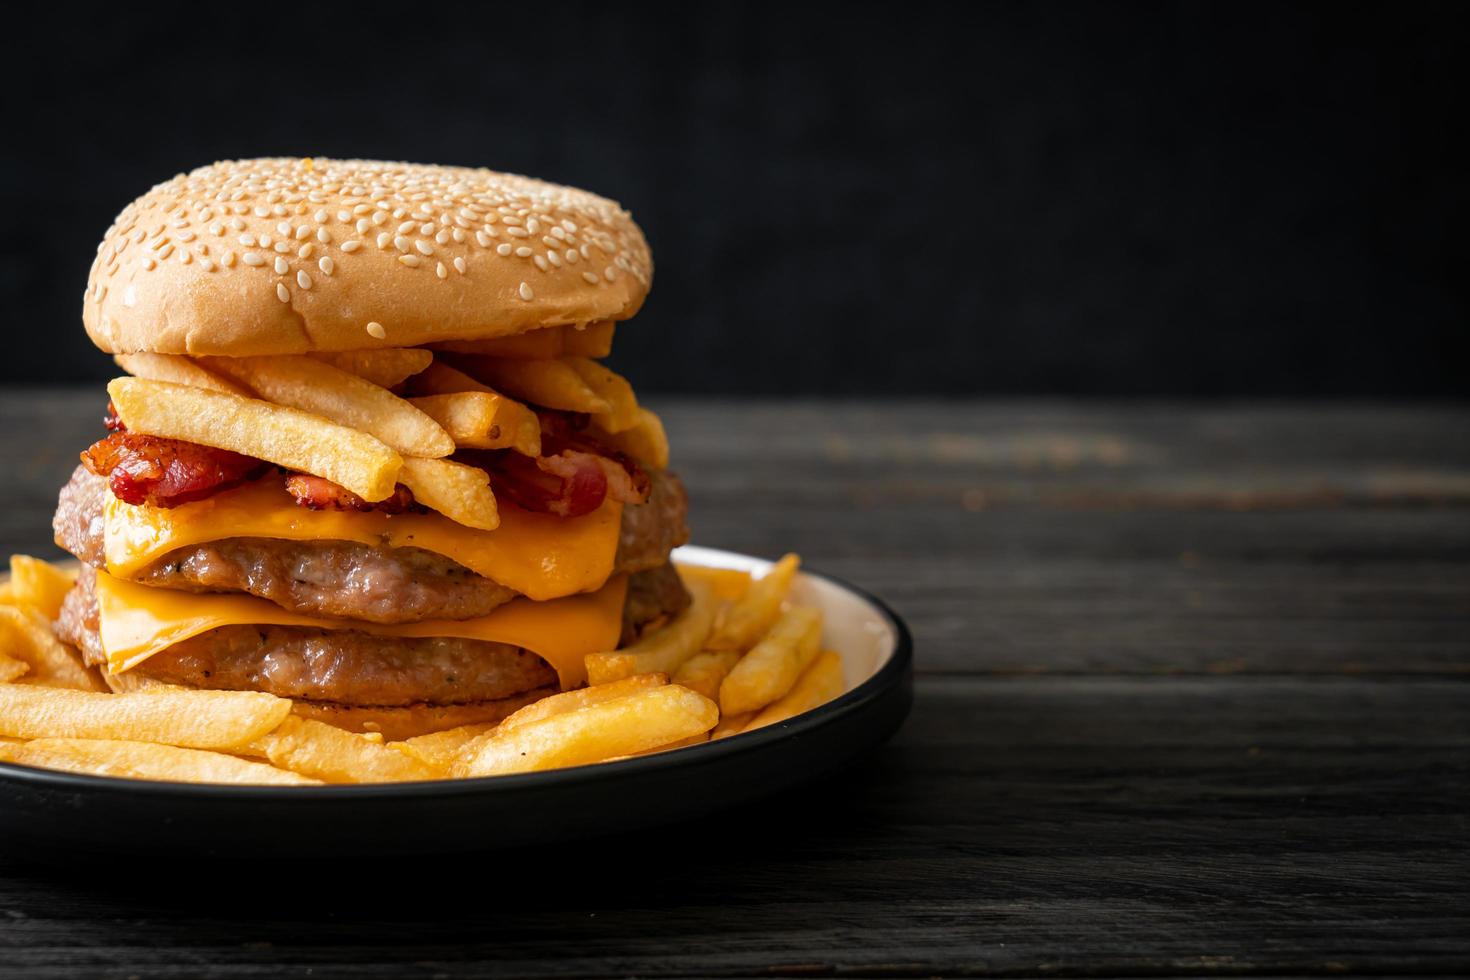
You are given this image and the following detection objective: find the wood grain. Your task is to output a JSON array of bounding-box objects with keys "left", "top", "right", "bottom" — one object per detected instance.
[{"left": 0, "top": 390, "right": 1466, "bottom": 977}]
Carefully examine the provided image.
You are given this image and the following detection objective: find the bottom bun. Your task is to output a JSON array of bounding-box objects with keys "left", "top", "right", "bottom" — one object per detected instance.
[{"left": 100, "top": 667, "right": 555, "bottom": 742}]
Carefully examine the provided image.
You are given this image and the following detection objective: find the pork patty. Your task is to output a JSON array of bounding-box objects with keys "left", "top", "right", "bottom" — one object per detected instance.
[
  {"left": 54, "top": 465, "right": 689, "bottom": 623},
  {"left": 56, "top": 561, "right": 689, "bottom": 706}
]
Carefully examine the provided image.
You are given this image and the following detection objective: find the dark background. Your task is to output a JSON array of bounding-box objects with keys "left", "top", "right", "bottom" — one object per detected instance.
[{"left": 2, "top": 1, "right": 1464, "bottom": 396}]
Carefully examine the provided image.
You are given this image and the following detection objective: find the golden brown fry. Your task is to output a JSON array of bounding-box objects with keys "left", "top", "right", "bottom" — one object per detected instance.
[
  {"left": 247, "top": 716, "right": 435, "bottom": 783},
  {"left": 744, "top": 651, "right": 845, "bottom": 731},
  {"left": 675, "top": 563, "right": 752, "bottom": 603},
  {"left": 0, "top": 606, "right": 105, "bottom": 692},
  {"left": 718, "top": 606, "right": 823, "bottom": 716},
  {"left": 633, "top": 731, "right": 710, "bottom": 756},
  {"left": 452, "top": 356, "right": 611, "bottom": 415},
  {"left": 114, "top": 352, "right": 254, "bottom": 397},
  {"left": 584, "top": 583, "right": 718, "bottom": 686},
  {"left": 0, "top": 653, "right": 28, "bottom": 684},
  {"left": 590, "top": 407, "right": 669, "bottom": 469},
  {"left": 405, "top": 361, "right": 499, "bottom": 396},
  {"left": 705, "top": 554, "right": 801, "bottom": 651},
  {"left": 561, "top": 321, "right": 617, "bottom": 358},
  {"left": 672, "top": 650, "right": 742, "bottom": 703},
  {"left": 202, "top": 355, "right": 453, "bottom": 458},
  {"left": 7, "top": 555, "right": 78, "bottom": 620},
  {"left": 2, "top": 737, "right": 320, "bottom": 785},
  {"left": 0, "top": 684, "right": 290, "bottom": 749},
  {"left": 432, "top": 322, "right": 617, "bottom": 359},
  {"left": 391, "top": 723, "right": 499, "bottom": 772},
  {"left": 409, "top": 392, "right": 542, "bottom": 455},
  {"left": 108, "top": 378, "right": 403, "bottom": 502},
  {"left": 458, "top": 685, "right": 718, "bottom": 777},
  {"left": 311, "top": 348, "right": 435, "bottom": 389},
  {"left": 711, "top": 712, "right": 754, "bottom": 739},
  {"left": 497, "top": 673, "right": 667, "bottom": 735},
  {"left": 563, "top": 357, "right": 639, "bottom": 432},
  {"left": 396, "top": 456, "right": 500, "bottom": 530}
]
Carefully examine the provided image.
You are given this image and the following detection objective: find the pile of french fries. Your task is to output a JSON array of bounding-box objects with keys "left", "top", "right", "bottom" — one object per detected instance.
[
  {"left": 0, "top": 553, "right": 845, "bottom": 785},
  {"left": 106, "top": 320, "right": 665, "bottom": 528}
]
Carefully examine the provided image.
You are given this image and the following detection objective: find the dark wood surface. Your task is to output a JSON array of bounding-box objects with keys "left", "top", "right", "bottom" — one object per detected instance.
[{"left": 1, "top": 391, "right": 1466, "bottom": 979}]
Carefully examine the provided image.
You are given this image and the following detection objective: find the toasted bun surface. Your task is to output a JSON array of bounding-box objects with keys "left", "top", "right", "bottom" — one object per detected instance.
[{"left": 84, "top": 158, "right": 652, "bottom": 357}]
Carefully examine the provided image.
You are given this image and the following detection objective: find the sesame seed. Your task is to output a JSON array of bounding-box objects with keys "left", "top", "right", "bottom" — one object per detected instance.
[
  {"left": 515, "top": 246, "right": 533, "bottom": 257},
  {"left": 565, "top": 249, "right": 580, "bottom": 263},
  {"left": 377, "top": 233, "right": 393, "bottom": 249},
  {"left": 547, "top": 251, "right": 563, "bottom": 267},
  {"left": 519, "top": 282, "right": 534, "bottom": 300},
  {"left": 453, "top": 256, "right": 466, "bottom": 274},
  {"left": 582, "top": 271, "right": 600, "bottom": 284},
  {"left": 276, "top": 283, "right": 291, "bottom": 303},
  {"left": 142, "top": 257, "right": 156, "bottom": 271},
  {"left": 356, "top": 218, "right": 372, "bottom": 234},
  {"left": 259, "top": 234, "right": 272, "bottom": 247},
  {"left": 297, "top": 270, "right": 313, "bottom": 289},
  {"left": 415, "top": 240, "right": 434, "bottom": 256},
  {"left": 435, "top": 262, "right": 447, "bottom": 279},
  {"left": 398, "top": 254, "right": 422, "bottom": 267},
  {"left": 201, "top": 257, "right": 216, "bottom": 272},
  {"left": 239, "top": 234, "right": 257, "bottom": 247},
  {"left": 496, "top": 243, "right": 513, "bottom": 256},
  {"left": 277, "top": 221, "right": 292, "bottom": 236},
  {"left": 476, "top": 231, "right": 492, "bottom": 248},
  {"left": 298, "top": 243, "right": 315, "bottom": 259},
  {"left": 604, "top": 266, "right": 617, "bottom": 281},
  {"left": 506, "top": 226, "right": 530, "bottom": 238},
  {"left": 317, "top": 228, "right": 331, "bottom": 243},
  {"left": 274, "top": 242, "right": 290, "bottom": 254},
  {"left": 341, "top": 240, "right": 362, "bottom": 252},
  {"left": 366, "top": 321, "right": 387, "bottom": 339},
  {"left": 533, "top": 255, "right": 549, "bottom": 272},
  {"left": 397, "top": 220, "right": 416, "bottom": 234},
  {"left": 223, "top": 251, "right": 237, "bottom": 267},
  {"left": 242, "top": 252, "right": 265, "bottom": 266},
  {"left": 274, "top": 257, "right": 289, "bottom": 274},
  {"left": 319, "top": 256, "right": 335, "bottom": 275}
]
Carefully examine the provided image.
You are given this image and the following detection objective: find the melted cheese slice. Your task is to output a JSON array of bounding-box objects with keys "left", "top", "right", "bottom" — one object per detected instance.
[
  {"left": 95, "top": 570, "right": 627, "bottom": 690},
  {"left": 104, "top": 478, "right": 622, "bottom": 601}
]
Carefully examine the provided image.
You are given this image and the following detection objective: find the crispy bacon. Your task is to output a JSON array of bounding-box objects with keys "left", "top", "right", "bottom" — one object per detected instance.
[
  {"left": 81, "top": 433, "right": 268, "bottom": 508},
  {"left": 103, "top": 402, "right": 125, "bottom": 432},
  {"left": 458, "top": 412, "right": 650, "bottom": 518},
  {"left": 284, "top": 474, "right": 419, "bottom": 514}
]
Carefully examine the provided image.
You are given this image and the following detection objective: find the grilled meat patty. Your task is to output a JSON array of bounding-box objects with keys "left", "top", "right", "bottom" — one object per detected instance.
[
  {"left": 54, "top": 465, "right": 689, "bottom": 623},
  {"left": 56, "top": 562, "right": 690, "bottom": 707}
]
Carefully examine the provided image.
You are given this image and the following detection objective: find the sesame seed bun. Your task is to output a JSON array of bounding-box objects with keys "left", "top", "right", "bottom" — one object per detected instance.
[{"left": 83, "top": 158, "right": 652, "bottom": 357}]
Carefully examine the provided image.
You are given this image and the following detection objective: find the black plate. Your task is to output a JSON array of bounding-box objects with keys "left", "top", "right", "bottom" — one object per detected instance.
[{"left": 0, "top": 552, "right": 912, "bottom": 858}]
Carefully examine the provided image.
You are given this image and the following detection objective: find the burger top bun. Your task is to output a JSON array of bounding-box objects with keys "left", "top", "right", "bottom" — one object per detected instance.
[{"left": 83, "top": 158, "right": 652, "bottom": 356}]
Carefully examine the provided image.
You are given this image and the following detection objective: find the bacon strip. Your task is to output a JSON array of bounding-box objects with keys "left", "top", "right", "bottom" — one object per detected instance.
[
  {"left": 81, "top": 433, "right": 268, "bottom": 508},
  {"left": 284, "top": 474, "right": 419, "bottom": 514}
]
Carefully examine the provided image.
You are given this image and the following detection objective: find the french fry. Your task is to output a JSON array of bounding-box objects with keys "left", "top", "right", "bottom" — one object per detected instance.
[
  {"left": 718, "top": 606, "right": 824, "bottom": 716},
  {"left": 247, "top": 716, "right": 435, "bottom": 783},
  {"left": 0, "top": 606, "right": 105, "bottom": 692},
  {"left": 202, "top": 355, "right": 453, "bottom": 458},
  {"left": 0, "top": 582, "right": 12, "bottom": 604},
  {"left": 114, "top": 352, "right": 253, "bottom": 397},
  {"left": 392, "top": 723, "right": 499, "bottom": 772},
  {"left": 584, "top": 583, "right": 718, "bottom": 686},
  {"left": 396, "top": 456, "right": 500, "bottom": 530},
  {"left": 675, "top": 563, "right": 752, "bottom": 603},
  {"left": 7, "top": 555, "right": 78, "bottom": 620},
  {"left": 432, "top": 322, "right": 616, "bottom": 359},
  {"left": 404, "top": 361, "right": 498, "bottom": 396},
  {"left": 562, "top": 321, "right": 617, "bottom": 358},
  {"left": 563, "top": 357, "right": 639, "bottom": 432},
  {"left": 452, "top": 356, "right": 611, "bottom": 415},
  {"left": 634, "top": 731, "right": 709, "bottom": 756},
  {"left": 311, "top": 348, "right": 435, "bottom": 389},
  {"left": 409, "top": 392, "right": 542, "bottom": 455},
  {"left": 705, "top": 554, "right": 801, "bottom": 651},
  {"left": 711, "top": 711, "right": 754, "bottom": 739},
  {"left": 108, "top": 378, "right": 403, "bottom": 502},
  {"left": 590, "top": 407, "right": 670, "bottom": 469},
  {"left": 497, "top": 673, "right": 667, "bottom": 735},
  {"left": 458, "top": 685, "right": 718, "bottom": 777},
  {"left": 0, "top": 685, "right": 290, "bottom": 749},
  {"left": 0, "top": 654, "right": 28, "bottom": 684},
  {"left": 745, "top": 651, "right": 845, "bottom": 731},
  {"left": 1, "top": 737, "right": 320, "bottom": 785},
  {"left": 672, "top": 650, "right": 742, "bottom": 703}
]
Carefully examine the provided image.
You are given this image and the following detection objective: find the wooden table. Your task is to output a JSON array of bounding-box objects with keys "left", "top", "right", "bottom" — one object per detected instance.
[{"left": 2, "top": 391, "right": 1467, "bottom": 978}]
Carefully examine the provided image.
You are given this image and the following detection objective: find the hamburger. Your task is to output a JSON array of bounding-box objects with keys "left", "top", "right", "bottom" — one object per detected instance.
[{"left": 51, "top": 158, "right": 691, "bottom": 741}]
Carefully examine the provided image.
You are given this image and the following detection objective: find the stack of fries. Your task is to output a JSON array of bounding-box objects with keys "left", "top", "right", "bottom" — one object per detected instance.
[{"left": 1, "top": 554, "right": 844, "bottom": 784}]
